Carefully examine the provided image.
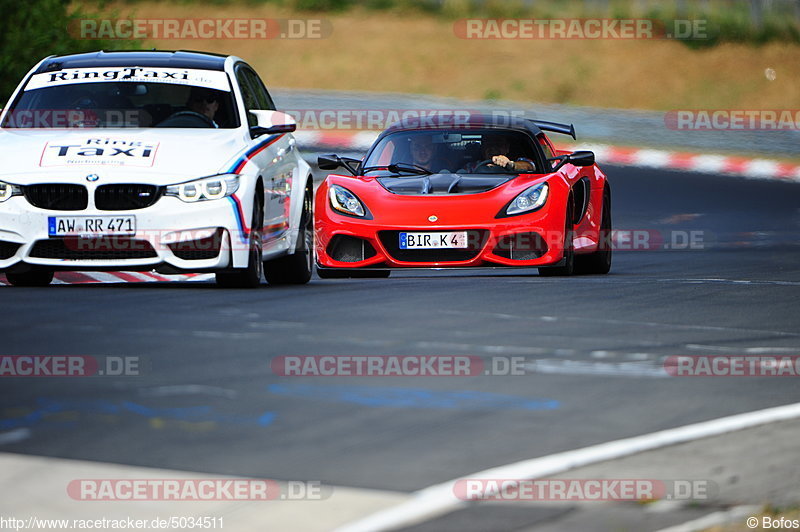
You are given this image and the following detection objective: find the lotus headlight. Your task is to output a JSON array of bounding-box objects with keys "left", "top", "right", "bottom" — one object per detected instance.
[
  {"left": 0, "top": 180, "right": 22, "bottom": 203},
  {"left": 165, "top": 175, "right": 240, "bottom": 203},
  {"left": 329, "top": 184, "right": 366, "bottom": 217},
  {"left": 505, "top": 182, "right": 549, "bottom": 216}
]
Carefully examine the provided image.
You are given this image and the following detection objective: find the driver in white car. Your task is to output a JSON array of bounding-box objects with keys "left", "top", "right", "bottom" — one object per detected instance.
[{"left": 186, "top": 87, "right": 220, "bottom": 128}]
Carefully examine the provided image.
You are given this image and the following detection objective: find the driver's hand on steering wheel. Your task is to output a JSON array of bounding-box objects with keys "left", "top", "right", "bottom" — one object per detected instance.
[{"left": 492, "top": 155, "right": 514, "bottom": 170}]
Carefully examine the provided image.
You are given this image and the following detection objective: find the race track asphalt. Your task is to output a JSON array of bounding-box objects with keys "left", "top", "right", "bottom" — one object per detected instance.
[{"left": 1, "top": 164, "right": 799, "bottom": 529}]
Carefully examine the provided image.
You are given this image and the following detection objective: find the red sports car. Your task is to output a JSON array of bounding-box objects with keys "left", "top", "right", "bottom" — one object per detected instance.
[{"left": 314, "top": 114, "right": 611, "bottom": 278}]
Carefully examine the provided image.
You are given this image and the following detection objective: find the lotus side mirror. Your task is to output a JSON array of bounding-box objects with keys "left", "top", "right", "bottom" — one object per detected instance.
[
  {"left": 317, "top": 155, "right": 342, "bottom": 170},
  {"left": 549, "top": 150, "right": 596, "bottom": 171},
  {"left": 568, "top": 150, "right": 595, "bottom": 167}
]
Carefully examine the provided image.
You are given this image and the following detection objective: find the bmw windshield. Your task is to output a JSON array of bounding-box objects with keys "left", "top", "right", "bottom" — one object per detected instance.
[{"left": 2, "top": 66, "right": 239, "bottom": 129}]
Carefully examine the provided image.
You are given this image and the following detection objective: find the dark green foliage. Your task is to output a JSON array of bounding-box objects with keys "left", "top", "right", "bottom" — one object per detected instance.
[{"left": 0, "top": 0, "right": 139, "bottom": 103}]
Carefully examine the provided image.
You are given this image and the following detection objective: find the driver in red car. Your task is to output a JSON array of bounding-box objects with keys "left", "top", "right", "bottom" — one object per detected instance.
[
  {"left": 408, "top": 134, "right": 450, "bottom": 172},
  {"left": 462, "top": 135, "right": 535, "bottom": 172}
]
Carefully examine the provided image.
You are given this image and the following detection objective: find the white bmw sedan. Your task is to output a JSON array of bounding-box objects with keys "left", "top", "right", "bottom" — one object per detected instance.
[{"left": 0, "top": 50, "right": 314, "bottom": 287}]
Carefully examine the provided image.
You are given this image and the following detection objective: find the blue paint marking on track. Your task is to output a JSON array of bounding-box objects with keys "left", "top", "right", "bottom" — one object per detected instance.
[
  {"left": 267, "top": 383, "right": 560, "bottom": 411},
  {"left": 0, "top": 398, "right": 275, "bottom": 429}
]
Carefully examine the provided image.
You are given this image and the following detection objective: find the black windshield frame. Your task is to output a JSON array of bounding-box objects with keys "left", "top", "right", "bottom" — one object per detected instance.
[{"left": 361, "top": 128, "right": 547, "bottom": 176}]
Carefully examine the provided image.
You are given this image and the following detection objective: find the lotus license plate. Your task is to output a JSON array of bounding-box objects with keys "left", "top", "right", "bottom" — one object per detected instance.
[
  {"left": 48, "top": 216, "right": 136, "bottom": 237},
  {"left": 399, "top": 231, "right": 468, "bottom": 249}
]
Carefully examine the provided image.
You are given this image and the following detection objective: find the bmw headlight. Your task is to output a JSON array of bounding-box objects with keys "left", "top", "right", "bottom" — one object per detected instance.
[
  {"left": 505, "top": 182, "right": 549, "bottom": 216},
  {"left": 329, "top": 184, "right": 366, "bottom": 217},
  {"left": 0, "top": 180, "right": 22, "bottom": 203},
  {"left": 165, "top": 175, "right": 240, "bottom": 203}
]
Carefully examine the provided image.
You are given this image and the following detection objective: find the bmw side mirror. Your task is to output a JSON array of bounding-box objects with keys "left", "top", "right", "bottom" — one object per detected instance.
[{"left": 249, "top": 110, "right": 297, "bottom": 138}]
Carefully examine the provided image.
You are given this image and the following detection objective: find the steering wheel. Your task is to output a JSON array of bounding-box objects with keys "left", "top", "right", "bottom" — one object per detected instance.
[
  {"left": 68, "top": 97, "right": 102, "bottom": 127},
  {"left": 156, "top": 110, "right": 216, "bottom": 128},
  {"left": 472, "top": 159, "right": 508, "bottom": 173},
  {"left": 72, "top": 97, "right": 98, "bottom": 109}
]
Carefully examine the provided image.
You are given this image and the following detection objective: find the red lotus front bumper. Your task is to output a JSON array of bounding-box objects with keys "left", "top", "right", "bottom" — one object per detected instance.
[{"left": 314, "top": 177, "right": 572, "bottom": 269}]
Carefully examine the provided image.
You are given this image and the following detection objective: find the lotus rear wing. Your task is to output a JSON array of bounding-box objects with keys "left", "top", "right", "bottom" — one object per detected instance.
[{"left": 532, "top": 120, "right": 576, "bottom": 140}]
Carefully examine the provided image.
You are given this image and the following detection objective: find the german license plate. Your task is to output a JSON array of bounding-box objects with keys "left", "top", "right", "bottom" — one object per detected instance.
[
  {"left": 48, "top": 216, "right": 136, "bottom": 237},
  {"left": 399, "top": 231, "right": 468, "bottom": 249}
]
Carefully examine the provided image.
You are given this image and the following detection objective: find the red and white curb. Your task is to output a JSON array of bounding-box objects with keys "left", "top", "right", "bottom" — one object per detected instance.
[
  {"left": 295, "top": 130, "right": 378, "bottom": 152},
  {"left": 575, "top": 143, "right": 800, "bottom": 182},
  {"left": 0, "top": 272, "right": 214, "bottom": 286},
  {"left": 294, "top": 131, "right": 800, "bottom": 182}
]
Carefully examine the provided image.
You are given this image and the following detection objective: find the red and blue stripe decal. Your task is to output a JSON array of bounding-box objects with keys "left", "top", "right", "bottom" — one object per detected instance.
[
  {"left": 226, "top": 134, "right": 284, "bottom": 174},
  {"left": 225, "top": 134, "right": 285, "bottom": 244},
  {"left": 227, "top": 195, "right": 250, "bottom": 245}
]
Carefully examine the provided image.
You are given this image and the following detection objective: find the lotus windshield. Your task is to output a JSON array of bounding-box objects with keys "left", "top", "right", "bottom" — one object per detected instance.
[
  {"left": 2, "top": 66, "right": 239, "bottom": 129},
  {"left": 362, "top": 129, "right": 542, "bottom": 175}
]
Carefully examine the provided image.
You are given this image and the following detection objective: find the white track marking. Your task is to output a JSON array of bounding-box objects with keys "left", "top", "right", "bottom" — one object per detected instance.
[
  {"left": 413, "top": 341, "right": 549, "bottom": 356},
  {"left": 657, "top": 278, "right": 800, "bottom": 287},
  {"left": 686, "top": 344, "right": 799, "bottom": 354},
  {"left": 335, "top": 401, "right": 800, "bottom": 532},
  {"left": 560, "top": 316, "right": 800, "bottom": 337},
  {"left": 296, "top": 335, "right": 397, "bottom": 348},
  {"left": 191, "top": 330, "right": 267, "bottom": 340},
  {"left": 0, "top": 429, "right": 31, "bottom": 445},
  {"left": 526, "top": 359, "right": 668, "bottom": 378},
  {"left": 138, "top": 385, "right": 239, "bottom": 399},
  {"left": 626, "top": 352, "right": 653, "bottom": 360},
  {"left": 441, "top": 310, "right": 800, "bottom": 338},
  {"left": 246, "top": 320, "right": 306, "bottom": 330},
  {"left": 440, "top": 310, "right": 519, "bottom": 320}
]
